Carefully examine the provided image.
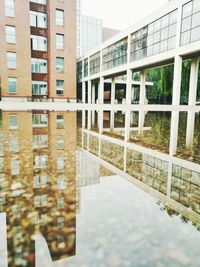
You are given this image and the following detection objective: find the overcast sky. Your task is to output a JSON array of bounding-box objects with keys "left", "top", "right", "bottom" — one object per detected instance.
[{"left": 82, "top": 0, "right": 168, "bottom": 30}]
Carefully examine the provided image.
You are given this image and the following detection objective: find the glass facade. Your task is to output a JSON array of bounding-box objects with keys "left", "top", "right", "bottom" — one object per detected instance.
[
  {"left": 77, "top": 61, "right": 83, "bottom": 81},
  {"left": 102, "top": 38, "right": 128, "bottom": 70},
  {"left": 181, "top": 0, "right": 200, "bottom": 45},
  {"left": 84, "top": 58, "right": 88, "bottom": 77},
  {"left": 130, "top": 10, "right": 177, "bottom": 62},
  {"left": 90, "top": 52, "right": 100, "bottom": 75}
]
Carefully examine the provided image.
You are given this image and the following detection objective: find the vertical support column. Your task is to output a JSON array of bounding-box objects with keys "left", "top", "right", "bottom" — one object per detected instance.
[
  {"left": 172, "top": 56, "right": 182, "bottom": 106},
  {"left": 169, "top": 111, "right": 179, "bottom": 155},
  {"left": 111, "top": 78, "right": 116, "bottom": 105},
  {"left": 92, "top": 83, "right": 96, "bottom": 126},
  {"left": 88, "top": 80, "right": 92, "bottom": 104},
  {"left": 87, "top": 110, "right": 91, "bottom": 131},
  {"left": 139, "top": 70, "right": 146, "bottom": 105},
  {"left": 186, "top": 111, "right": 195, "bottom": 148},
  {"left": 138, "top": 111, "right": 145, "bottom": 135},
  {"left": 110, "top": 111, "right": 115, "bottom": 131},
  {"left": 99, "top": 110, "right": 103, "bottom": 134},
  {"left": 99, "top": 77, "right": 104, "bottom": 104},
  {"left": 188, "top": 58, "right": 199, "bottom": 106},
  {"left": 82, "top": 81, "right": 86, "bottom": 103},
  {"left": 126, "top": 69, "right": 132, "bottom": 105},
  {"left": 125, "top": 111, "right": 131, "bottom": 142}
]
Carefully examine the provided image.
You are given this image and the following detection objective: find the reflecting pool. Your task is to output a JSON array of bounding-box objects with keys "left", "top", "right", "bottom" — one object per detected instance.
[{"left": 0, "top": 109, "right": 200, "bottom": 267}]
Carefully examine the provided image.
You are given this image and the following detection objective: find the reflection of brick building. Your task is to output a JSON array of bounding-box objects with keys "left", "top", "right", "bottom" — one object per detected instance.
[
  {"left": 0, "top": 0, "right": 76, "bottom": 101},
  {"left": 0, "top": 110, "right": 77, "bottom": 266}
]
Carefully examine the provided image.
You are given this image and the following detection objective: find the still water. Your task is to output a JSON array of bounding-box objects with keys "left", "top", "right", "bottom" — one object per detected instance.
[{"left": 0, "top": 109, "right": 200, "bottom": 267}]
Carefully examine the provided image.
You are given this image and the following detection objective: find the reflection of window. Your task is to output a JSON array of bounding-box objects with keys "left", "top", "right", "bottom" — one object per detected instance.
[
  {"left": 9, "top": 115, "right": 18, "bottom": 130},
  {"left": 57, "top": 157, "right": 64, "bottom": 170},
  {"left": 32, "top": 114, "right": 48, "bottom": 127},
  {"left": 34, "top": 155, "right": 48, "bottom": 168},
  {"left": 57, "top": 217, "right": 64, "bottom": 228},
  {"left": 57, "top": 197, "right": 64, "bottom": 209},
  {"left": 34, "top": 175, "right": 47, "bottom": 188},
  {"left": 57, "top": 176, "right": 67, "bottom": 189},
  {"left": 11, "top": 159, "right": 20, "bottom": 175},
  {"left": 9, "top": 137, "right": 19, "bottom": 152},
  {"left": 33, "top": 135, "right": 48, "bottom": 148},
  {"left": 0, "top": 158, "right": 4, "bottom": 173},
  {"left": 34, "top": 194, "right": 47, "bottom": 207},
  {"left": 56, "top": 115, "right": 64, "bottom": 129},
  {"left": 56, "top": 136, "right": 65, "bottom": 150},
  {"left": 8, "top": 77, "right": 17, "bottom": 93},
  {"left": 12, "top": 204, "right": 21, "bottom": 219}
]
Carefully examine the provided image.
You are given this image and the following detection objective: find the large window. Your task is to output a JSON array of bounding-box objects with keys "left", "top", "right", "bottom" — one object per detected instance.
[
  {"left": 32, "top": 81, "right": 48, "bottom": 95},
  {"left": 56, "top": 80, "right": 64, "bottom": 95},
  {"left": 8, "top": 77, "right": 17, "bottom": 93},
  {"left": 56, "top": 34, "right": 64, "bottom": 50},
  {"left": 34, "top": 156, "right": 48, "bottom": 169},
  {"left": 30, "top": 11, "right": 47, "bottom": 28},
  {"left": 31, "top": 58, "right": 47, "bottom": 73},
  {"left": 181, "top": 0, "right": 200, "bottom": 45},
  {"left": 5, "top": 26, "right": 16, "bottom": 43},
  {"left": 31, "top": 35, "right": 47, "bottom": 51},
  {"left": 102, "top": 38, "right": 128, "bottom": 70},
  {"left": 56, "top": 57, "right": 64, "bottom": 73},
  {"left": 56, "top": 9, "right": 64, "bottom": 26},
  {"left": 90, "top": 52, "right": 100, "bottom": 75},
  {"left": 32, "top": 114, "right": 48, "bottom": 127},
  {"left": 33, "top": 135, "right": 48, "bottom": 149},
  {"left": 130, "top": 9, "right": 177, "bottom": 61},
  {"left": 9, "top": 115, "right": 18, "bottom": 130},
  {"left": 5, "top": 0, "right": 15, "bottom": 17},
  {"left": 7, "top": 52, "right": 16, "bottom": 69}
]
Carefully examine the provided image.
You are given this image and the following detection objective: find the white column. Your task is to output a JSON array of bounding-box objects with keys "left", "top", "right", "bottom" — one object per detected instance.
[
  {"left": 99, "top": 77, "right": 104, "bottom": 104},
  {"left": 92, "top": 83, "right": 96, "bottom": 125},
  {"left": 126, "top": 69, "right": 132, "bottom": 105},
  {"left": 172, "top": 56, "right": 182, "bottom": 105},
  {"left": 87, "top": 110, "right": 92, "bottom": 130},
  {"left": 99, "top": 110, "right": 103, "bottom": 134},
  {"left": 140, "top": 70, "right": 146, "bottom": 105},
  {"left": 111, "top": 78, "right": 116, "bottom": 105},
  {"left": 138, "top": 111, "right": 145, "bottom": 135},
  {"left": 125, "top": 111, "right": 131, "bottom": 142},
  {"left": 169, "top": 111, "right": 179, "bottom": 155},
  {"left": 82, "top": 82, "right": 86, "bottom": 103},
  {"left": 188, "top": 58, "right": 199, "bottom": 106},
  {"left": 88, "top": 80, "right": 92, "bottom": 104},
  {"left": 186, "top": 111, "right": 195, "bottom": 149},
  {"left": 110, "top": 111, "right": 115, "bottom": 131}
]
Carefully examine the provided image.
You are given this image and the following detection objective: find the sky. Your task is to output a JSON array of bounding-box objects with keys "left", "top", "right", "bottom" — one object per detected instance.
[{"left": 82, "top": 0, "right": 168, "bottom": 30}]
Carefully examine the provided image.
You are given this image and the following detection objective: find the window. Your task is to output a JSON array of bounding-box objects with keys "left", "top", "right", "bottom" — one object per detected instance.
[
  {"left": 32, "top": 81, "right": 48, "bottom": 95},
  {"left": 9, "top": 137, "right": 19, "bottom": 152},
  {"left": 34, "top": 175, "right": 47, "bottom": 188},
  {"left": 30, "top": 11, "right": 47, "bottom": 28},
  {"left": 11, "top": 159, "right": 20, "bottom": 175},
  {"left": 31, "top": 35, "right": 47, "bottom": 51},
  {"left": 56, "top": 34, "right": 64, "bottom": 50},
  {"left": 31, "top": 58, "right": 47, "bottom": 73},
  {"left": 7, "top": 52, "right": 16, "bottom": 69},
  {"left": 56, "top": 57, "right": 64, "bottom": 73},
  {"left": 9, "top": 115, "right": 18, "bottom": 130},
  {"left": 56, "top": 9, "right": 64, "bottom": 26},
  {"left": 34, "top": 155, "right": 48, "bottom": 168},
  {"left": 8, "top": 77, "right": 17, "bottom": 93},
  {"left": 32, "top": 114, "right": 48, "bottom": 127},
  {"left": 57, "top": 176, "right": 67, "bottom": 190},
  {"left": 33, "top": 135, "right": 48, "bottom": 148},
  {"left": 34, "top": 194, "right": 47, "bottom": 207},
  {"left": 56, "top": 115, "right": 64, "bottom": 129},
  {"left": 5, "top": 0, "right": 15, "bottom": 17},
  {"left": 6, "top": 26, "right": 16, "bottom": 43},
  {"left": 56, "top": 80, "right": 64, "bottom": 95},
  {"left": 56, "top": 136, "right": 65, "bottom": 150},
  {"left": 57, "top": 157, "right": 64, "bottom": 170}
]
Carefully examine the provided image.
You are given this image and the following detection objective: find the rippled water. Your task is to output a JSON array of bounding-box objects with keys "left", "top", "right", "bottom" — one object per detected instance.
[{"left": 0, "top": 109, "right": 200, "bottom": 267}]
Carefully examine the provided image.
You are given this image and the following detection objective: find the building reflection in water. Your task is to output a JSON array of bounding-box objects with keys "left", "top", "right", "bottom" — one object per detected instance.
[
  {"left": 0, "top": 109, "right": 200, "bottom": 266},
  {"left": 0, "top": 111, "right": 77, "bottom": 266},
  {"left": 81, "top": 109, "right": 200, "bottom": 230}
]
